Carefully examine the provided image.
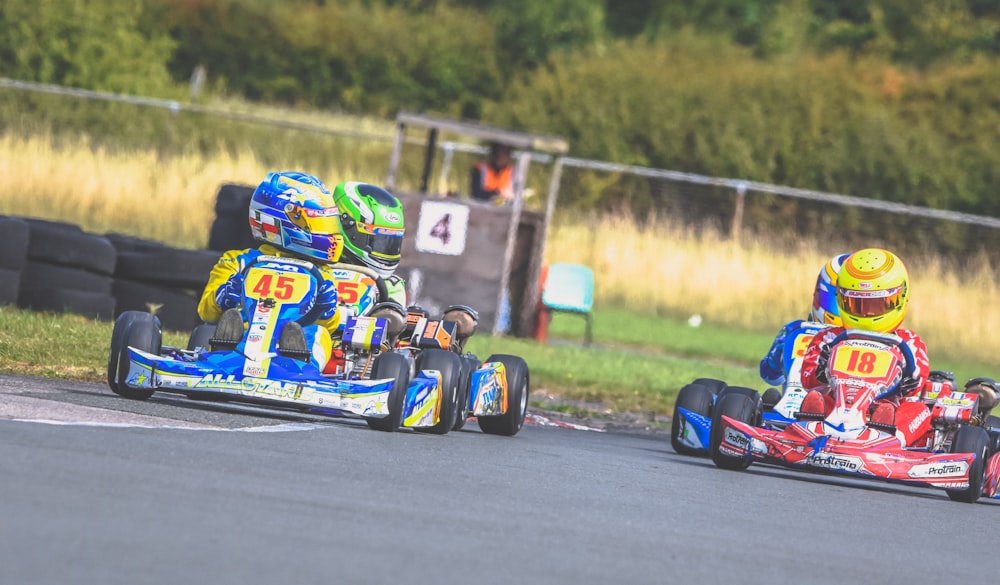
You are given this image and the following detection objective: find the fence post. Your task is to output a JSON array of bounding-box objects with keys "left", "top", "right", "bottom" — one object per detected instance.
[{"left": 732, "top": 181, "right": 747, "bottom": 240}]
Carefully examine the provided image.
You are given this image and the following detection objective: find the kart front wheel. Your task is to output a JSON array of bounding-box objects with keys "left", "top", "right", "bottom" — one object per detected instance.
[
  {"left": 671, "top": 382, "right": 715, "bottom": 456},
  {"left": 477, "top": 354, "right": 529, "bottom": 437},
  {"left": 709, "top": 390, "right": 759, "bottom": 471},
  {"left": 107, "top": 311, "right": 161, "bottom": 400},
  {"left": 452, "top": 355, "right": 478, "bottom": 431},
  {"left": 414, "top": 349, "right": 461, "bottom": 435},
  {"left": 365, "top": 352, "right": 409, "bottom": 432},
  {"left": 946, "top": 425, "right": 990, "bottom": 503}
]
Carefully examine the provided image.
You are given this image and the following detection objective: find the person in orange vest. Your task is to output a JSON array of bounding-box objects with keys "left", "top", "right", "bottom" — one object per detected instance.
[{"left": 470, "top": 142, "right": 514, "bottom": 204}]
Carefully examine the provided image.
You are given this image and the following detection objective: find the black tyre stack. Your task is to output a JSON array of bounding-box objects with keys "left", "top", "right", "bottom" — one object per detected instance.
[
  {"left": 18, "top": 219, "right": 116, "bottom": 319},
  {"left": 208, "top": 183, "right": 256, "bottom": 252},
  {"left": 0, "top": 216, "right": 29, "bottom": 306},
  {"left": 108, "top": 234, "right": 219, "bottom": 332}
]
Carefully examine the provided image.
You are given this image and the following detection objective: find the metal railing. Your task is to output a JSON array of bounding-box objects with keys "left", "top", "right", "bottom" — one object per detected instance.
[{"left": 5, "top": 77, "right": 1000, "bottom": 249}]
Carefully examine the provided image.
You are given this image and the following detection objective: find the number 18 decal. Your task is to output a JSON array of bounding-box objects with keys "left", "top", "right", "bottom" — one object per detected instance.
[{"left": 832, "top": 347, "right": 893, "bottom": 378}]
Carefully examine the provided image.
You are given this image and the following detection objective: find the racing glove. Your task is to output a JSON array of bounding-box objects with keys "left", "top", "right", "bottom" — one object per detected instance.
[
  {"left": 315, "top": 280, "right": 339, "bottom": 320},
  {"left": 214, "top": 273, "right": 244, "bottom": 311}
]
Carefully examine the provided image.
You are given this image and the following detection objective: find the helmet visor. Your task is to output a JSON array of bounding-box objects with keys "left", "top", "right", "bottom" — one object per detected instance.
[
  {"left": 839, "top": 285, "right": 904, "bottom": 318},
  {"left": 345, "top": 222, "right": 403, "bottom": 259}
]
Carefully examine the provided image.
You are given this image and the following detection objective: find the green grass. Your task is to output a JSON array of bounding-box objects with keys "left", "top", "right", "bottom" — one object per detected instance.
[{"left": 1, "top": 303, "right": 992, "bottom": 417}]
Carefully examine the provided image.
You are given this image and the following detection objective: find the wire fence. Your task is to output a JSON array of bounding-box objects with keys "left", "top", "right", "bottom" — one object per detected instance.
[{"left": 4, "top": 77, "right": 1000, "bottom": 262}]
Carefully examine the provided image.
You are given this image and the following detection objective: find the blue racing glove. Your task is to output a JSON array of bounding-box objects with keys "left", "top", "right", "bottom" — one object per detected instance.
[
  {"left": 315, "top": 280, "right": 338, "bottom": 320},
  {"left": 215, "top": 273, "right": 244, "bottom": 311}
]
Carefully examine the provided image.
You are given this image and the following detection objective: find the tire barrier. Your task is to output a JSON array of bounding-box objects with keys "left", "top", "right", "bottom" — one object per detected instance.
[
  {"left": 208, "top": 183, "right": 255, "bottom": 252},
  {"left": 0, "top": 216, "right": 28, "bottom": 306},
  {"left": 8, "top": 215, "right": 222, "bottom": 332}
]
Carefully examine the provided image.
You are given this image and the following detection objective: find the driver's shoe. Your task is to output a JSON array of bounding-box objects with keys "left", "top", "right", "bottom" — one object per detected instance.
[
  {"left": 869, "top": 402, "right": 896, "bottom": 430},
  {"left": 278, "top": 322, "right": 310, "bottom": 361},
  {"left": 210, "top": 308, "right": 244, "bottom": 351},
  {"left": 796, "top": 390, "right": 826, "bottom": 420}
]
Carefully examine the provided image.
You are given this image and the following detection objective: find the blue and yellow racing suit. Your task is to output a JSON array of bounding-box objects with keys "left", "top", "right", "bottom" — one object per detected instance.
[{"left": 198, "top": 243, "right": 406, "bottom": 367}]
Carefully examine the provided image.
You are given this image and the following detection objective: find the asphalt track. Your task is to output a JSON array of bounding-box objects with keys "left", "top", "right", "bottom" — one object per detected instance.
[{"left": 1, "top": 374, "right": 996, "bottom": 585}]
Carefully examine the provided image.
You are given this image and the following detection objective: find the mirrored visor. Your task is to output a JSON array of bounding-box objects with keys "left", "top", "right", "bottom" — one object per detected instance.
[{"left": 839, "top": 285, "right": 903, "bottom": 318}]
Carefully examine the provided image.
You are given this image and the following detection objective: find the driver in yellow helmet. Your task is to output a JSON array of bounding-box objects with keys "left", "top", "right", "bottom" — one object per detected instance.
[{"left": 797, "top": 248, "right": 934, "bottom": 446}]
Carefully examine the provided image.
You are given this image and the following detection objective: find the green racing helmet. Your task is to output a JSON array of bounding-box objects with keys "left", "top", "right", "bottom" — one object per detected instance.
[{"left": 332, "top": 181, "right": 405, "bottom": 278}]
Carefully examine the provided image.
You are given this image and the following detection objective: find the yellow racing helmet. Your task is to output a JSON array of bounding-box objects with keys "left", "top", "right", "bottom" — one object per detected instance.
[{"left": 836, "top": 248, "right": 909, "bottom": 332}]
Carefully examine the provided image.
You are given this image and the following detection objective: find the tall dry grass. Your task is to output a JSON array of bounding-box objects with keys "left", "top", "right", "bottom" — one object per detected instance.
[
  {"left": 547, "top": 214, "right": 1000, "bottom": 367},
  {"left": 2, "top": 132, "right": 997, "bottom": 366},
  {"left": 0, "top": 133, "right": 385, "bottom": 247}
]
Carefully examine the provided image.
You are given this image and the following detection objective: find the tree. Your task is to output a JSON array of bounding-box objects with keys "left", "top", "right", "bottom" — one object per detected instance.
[{"left": 0, "top": 0, "right": 177, "bottom": 95}]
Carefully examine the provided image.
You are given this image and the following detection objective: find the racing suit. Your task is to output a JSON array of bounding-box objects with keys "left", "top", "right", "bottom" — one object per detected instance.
[
  {"left": 198, "top": 243, "right": 407, "bottom": 368},
  {"left": 759, "top": 319, "right": 828, "bottom": 388},
  {"left": 799, "top": 326, "right": 932, "bottom": 446}
]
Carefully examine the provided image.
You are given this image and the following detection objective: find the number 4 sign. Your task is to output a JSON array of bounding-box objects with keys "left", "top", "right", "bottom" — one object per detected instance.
[{"left": 415, "top": 200, "right": 469, "bottom": 255}]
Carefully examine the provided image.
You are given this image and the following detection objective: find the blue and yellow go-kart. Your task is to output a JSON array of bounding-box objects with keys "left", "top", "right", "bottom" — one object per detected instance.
[{"left": 107, "top": 255, "right": 529, "bottom": 435}]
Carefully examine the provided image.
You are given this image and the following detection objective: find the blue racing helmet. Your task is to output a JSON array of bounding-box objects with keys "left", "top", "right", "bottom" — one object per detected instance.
[
  {"left": 810, "top": 253, "right": 850, "bottom": 325},
  {"left": 248, "top": 171, "right": 345, "bottom": 263}
]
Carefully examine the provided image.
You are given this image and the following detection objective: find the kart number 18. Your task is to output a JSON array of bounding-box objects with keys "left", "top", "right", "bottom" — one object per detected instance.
[{"left": 832, "top": 347, "right": 893, "bottom": 378}]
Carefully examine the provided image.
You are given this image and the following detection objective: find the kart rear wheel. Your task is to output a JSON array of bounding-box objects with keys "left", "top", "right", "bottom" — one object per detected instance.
[
  {"left": 108, "top": 311, "right": 161, "bottom": 400},
  {"left": 477, "top": 354, "right": 529, "bottom": 437},
  {"left": 365, "top": 352, "right": 409, "bottom": 432},
  {"left": 187, "top": 322, "right": 216, "bottom": 351},
  {"left": 671, "top": 383, "right": 714, "bottom": 456},
  {"left": 452, "top": 356, "right": 478, "bottom": 431},
  {"left": 710, "top": 391, "right": 759, "bottom": 471},
  {"left": 692, "top": 378, "right": 727, "bottom": 395},
  {"left": 946, "top": 425, "right": 989, "bottom": 503},
  {"left": 414, "top": 349, "right": 461, "bottom": 435}
]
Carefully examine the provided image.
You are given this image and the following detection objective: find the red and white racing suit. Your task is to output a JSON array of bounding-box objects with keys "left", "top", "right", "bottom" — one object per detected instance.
[{"left": 799, "top": 326, "right": 932, "bottom": 446}]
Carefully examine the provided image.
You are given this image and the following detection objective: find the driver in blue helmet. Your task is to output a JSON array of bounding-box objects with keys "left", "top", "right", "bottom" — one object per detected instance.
[{"left": 197, "top": 171, "right": 408, "bottom": 370}]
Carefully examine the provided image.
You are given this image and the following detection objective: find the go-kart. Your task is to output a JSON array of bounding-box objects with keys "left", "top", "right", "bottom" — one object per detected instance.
[
  {"left": 710, "top": 329, "right": 1000, "bottom": 503},
  {"left": 671, "top": 322, "right": 825, "bottom": 456},
  {"left": 107, "top": 255, "right": 529, "bottom": 435}
]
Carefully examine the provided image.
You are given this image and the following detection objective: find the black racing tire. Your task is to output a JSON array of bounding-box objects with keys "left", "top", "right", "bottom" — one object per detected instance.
[
  {"left": 108, "top": 311, "right": 160, "bottom": 400},
  {"left": 0, "top": 268, "right": 20, "bottom": 305},
  {"left": 414, "top": 349, "right": 462, "bottom": 435},
  {"left": 365, "top": 352, "right": 410, "bottom": 432},
  {"left": 108, "top": 311, "right": 141, "bottom": 390},
  {"left": 25, "top": 219, "right": 116, "bottom": 275},
  {"left": 671, "top": 382, "right": 715, "bottom": 456},
  {"left": 112, "top": 279, "right": 200, "bottom": 332},
  {"left": 710, "top": 392, "right": 759, "bottom": 471},
  {"left": 452, "top": 355, "right": 478, "bottom": 431},
  {"left": 187, "top": 322, "right": 217, "bottom": 351},
  {"left": 718, "top": 385, "right": 761, "bottom": 403},
  {"left": 477, "top": 354, "right": 529, "bottom": 437},
  {"left": 18, "top": 287, "right": 115, "bottom": 320},
  {"left": 113, "top": 249, "right": 219, "bottom": 290},
  {"left": 692, "top": 378, "right": 727, "bottom": 395},
  {"left": 104, "top": 232, "right": 168, "bottom": 253},
  {"left": 21, "top": 260, "right": 113, "bottom": 294},
  {"left": 0, "top": 216, "right": 29, "bottom": 271},
  {"left": 946, "top": 425, "right": 990, "bottom": 503}
]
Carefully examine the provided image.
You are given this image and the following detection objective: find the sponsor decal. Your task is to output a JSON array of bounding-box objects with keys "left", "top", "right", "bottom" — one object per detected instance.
[
  {"left": 908, "top": 408, "right": 930, "bottom": 434},
  {"left": 724, "top": 427, "right": 750, "bottom": 450},
  {"left": 908, "top": 461, "right": 968, "bottom": 479},
  {"left": 806, "top": 453, "right": 863, "bottom": 472},
  {"left": 382, "top": 211, "right": 400, "bottom": 223},
  {"left": 244, "top": 365, "right": 266, "bottom": 377},
  {"left": 195, "top": 374, "right": 304, "bottom": 400},
  {"left": 247, "top": 333, "right": 263, "bottom": 343}
]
